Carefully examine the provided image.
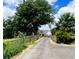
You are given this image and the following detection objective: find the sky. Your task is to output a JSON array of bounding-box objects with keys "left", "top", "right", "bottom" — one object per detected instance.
[{"left": 3, "top": 0, "right": 75, "bottom": 30}]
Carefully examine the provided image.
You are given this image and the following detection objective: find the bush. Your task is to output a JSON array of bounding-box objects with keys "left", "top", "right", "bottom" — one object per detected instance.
[{"left": 54, "top": 30, "right": 75, "bottom": 44}]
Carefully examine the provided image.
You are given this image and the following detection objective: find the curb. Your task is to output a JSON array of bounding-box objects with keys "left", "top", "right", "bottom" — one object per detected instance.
[{"left": 49, "top": 39, "right": 75, "bottom": 47}]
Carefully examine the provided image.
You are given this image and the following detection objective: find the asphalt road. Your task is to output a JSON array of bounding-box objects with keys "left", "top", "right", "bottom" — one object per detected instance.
[{"left": 20, "top": 37, "right": 75, "bottom": 59}]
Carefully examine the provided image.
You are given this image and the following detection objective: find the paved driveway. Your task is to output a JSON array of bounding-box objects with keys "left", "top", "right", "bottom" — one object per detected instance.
[{"left": 20, "top": 37, "right": 75, "bottom": 59}]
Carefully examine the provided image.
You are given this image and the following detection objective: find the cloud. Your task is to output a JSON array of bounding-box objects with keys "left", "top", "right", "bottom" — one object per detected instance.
[
  {"left": 39, "top": 24, "right": 50, "bottom": 30},
  {"left": 3, "top": 0, "right": 16, "bottom": 10},
  {"left": 39, "top": 24, "right": 55, "bottom": 30},
  {"left": 3, "top": 6, "right": 16, "bottom": 19},
  {"left": 58, "top": 1, "right": 74, "bottom": 16},
  {"left": 3, "top": 0, "right": 23, "bottom": 5},
  {"left": 54, "top": 0, "right": 75, "bottom": 22},
  {"left": 4, "top": 0, "right": 15, "bottom": 5},
  {"left": 3, "top": 0, "right": 23, "bottom": 9},
  {"left": 46, "top": 0, "right": 57, "bottom": 5},
  {"left": 3, "top": 0, "right": 23, "bottom": 19},
  {"left": 4, "top": 0, "right": 57, "bottom": 6}
]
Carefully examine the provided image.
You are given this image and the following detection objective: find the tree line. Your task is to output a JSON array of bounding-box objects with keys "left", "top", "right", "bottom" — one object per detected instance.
[{"left": 3, "top": 0, "right": 54, "bottom": 38}]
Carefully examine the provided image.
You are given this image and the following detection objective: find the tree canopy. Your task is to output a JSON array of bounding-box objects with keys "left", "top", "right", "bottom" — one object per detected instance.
[
  {"left": 13, "top": 0, "right": 54, "bottom": 35},
  {"left": 56, "top": 13, "right": 75, "bottom": 32}
]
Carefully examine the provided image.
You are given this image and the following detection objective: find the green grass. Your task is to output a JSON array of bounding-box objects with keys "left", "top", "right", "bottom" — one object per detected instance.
[{"left": 3, "top": 38, "right": 37, "bottom": 59}]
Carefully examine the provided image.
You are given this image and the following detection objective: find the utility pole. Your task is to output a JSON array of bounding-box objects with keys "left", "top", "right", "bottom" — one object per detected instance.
[
  {"left": 49, "top": 23, "right": 51, "bottom": 30},
  {"left": 48, "top": 23, "right": 52, "bottom": 38}
]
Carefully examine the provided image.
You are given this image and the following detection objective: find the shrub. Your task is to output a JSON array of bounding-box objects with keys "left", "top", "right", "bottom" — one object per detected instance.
[{"left": 54, "top": 30, "right": 75, "bottom": 44}]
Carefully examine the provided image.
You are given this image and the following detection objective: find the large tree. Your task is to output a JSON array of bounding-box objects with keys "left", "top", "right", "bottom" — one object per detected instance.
[
  {"left": 56, "top": 13, "right": 75, "bottom": 33},
  {"left": 51, "top": 12, "right": 75, "bottom": 44},
  {"left": 14, "top": 0, "right": 54, "bottom": 35},
  {"left": 3, "top": 17, "right": 14, "bottom": 38}
]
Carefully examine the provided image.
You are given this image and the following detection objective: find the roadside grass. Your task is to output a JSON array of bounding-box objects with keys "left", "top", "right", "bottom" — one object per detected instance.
[{"left": 3, "top": 38, "right": 37, "bottom": 59}]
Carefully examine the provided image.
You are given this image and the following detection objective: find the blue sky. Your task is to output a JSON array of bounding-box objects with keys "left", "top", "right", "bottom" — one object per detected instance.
[
  {"left": 52, "top": 0, "right": 73, "bottom": 13},
  {"left": 3, "top": 0, "right": 74, "bottom": 30},
  {"left": 3, "top": 0, "right": 16, "bottom": 10},
  {"left": 3, "top": 0, "right": 73, "bottom": 12}
]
